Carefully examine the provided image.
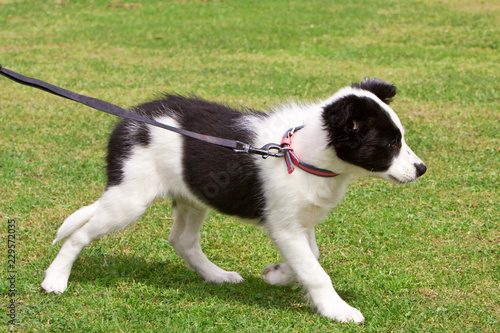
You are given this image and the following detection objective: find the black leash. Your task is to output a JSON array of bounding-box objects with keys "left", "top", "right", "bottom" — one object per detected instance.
[{"left": 0, "top": 64, "right": 283, "bottom": 158}]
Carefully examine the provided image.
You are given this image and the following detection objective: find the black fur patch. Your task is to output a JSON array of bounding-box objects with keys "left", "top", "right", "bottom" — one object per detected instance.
[
  {"left": 351, "top": 78, "right": 396, "bottom": 105},
  {"left": 323, "top": 91, "right": 402, "bottom": 172},
  {"left": 161, "top": 95, "right": 267, "bottom": 219}
]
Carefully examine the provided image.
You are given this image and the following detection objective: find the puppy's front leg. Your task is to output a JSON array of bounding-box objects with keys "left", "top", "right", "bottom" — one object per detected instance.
[
  {"left": 263, "top": 227, "right": 318, "bottom": 286},
  {"left": 269, "top": 226, "right": 364, "bottom": 323}
]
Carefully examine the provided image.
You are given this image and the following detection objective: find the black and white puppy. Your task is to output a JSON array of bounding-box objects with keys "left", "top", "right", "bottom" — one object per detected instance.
[{"left": 41, "top": 78, "right": 426, "bottom": 323}]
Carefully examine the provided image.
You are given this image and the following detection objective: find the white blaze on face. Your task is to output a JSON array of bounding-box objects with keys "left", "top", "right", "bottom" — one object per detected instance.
[
  {"left": 381, "top": 140, "right": 426, "bottom": 183},
  {"left": 377, "top": 104, "right": 426, "bottom": 183}
]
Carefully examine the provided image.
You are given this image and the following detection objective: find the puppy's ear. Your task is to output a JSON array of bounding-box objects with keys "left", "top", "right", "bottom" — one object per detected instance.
[
  {"left": 352, "top": 120, "right": 361, "bottom": 131},
  {"left": 323, "top": 95, "right": 367, "bottom": 146},
  {"left": 351, "top": 78, "right": 396, "bottom": 104}
]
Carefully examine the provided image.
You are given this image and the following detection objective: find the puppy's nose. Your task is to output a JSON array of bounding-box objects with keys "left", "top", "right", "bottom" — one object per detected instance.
[{"left": 415, "top": 163, "right": 427, "bottom": 177}]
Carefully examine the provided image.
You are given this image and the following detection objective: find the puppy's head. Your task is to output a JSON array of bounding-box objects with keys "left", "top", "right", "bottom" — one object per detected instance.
[{"left": 322, "top": 78, "right": 426, "bottom": 183}]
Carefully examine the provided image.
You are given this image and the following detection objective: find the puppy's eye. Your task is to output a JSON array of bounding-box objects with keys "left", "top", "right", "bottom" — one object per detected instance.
[{"left": 387, "top": 140, "right": 398, "bottom": 148}]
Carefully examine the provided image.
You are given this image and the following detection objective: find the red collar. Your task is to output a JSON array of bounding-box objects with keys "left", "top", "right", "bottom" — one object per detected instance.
[{"left": 280, "top": 126, "right": 339, "bottom": 177}]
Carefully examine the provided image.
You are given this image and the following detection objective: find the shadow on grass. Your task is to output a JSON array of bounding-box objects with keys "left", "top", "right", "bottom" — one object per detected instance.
[{"left": 67, "top": 253, "right": 363, "bottom": 313}]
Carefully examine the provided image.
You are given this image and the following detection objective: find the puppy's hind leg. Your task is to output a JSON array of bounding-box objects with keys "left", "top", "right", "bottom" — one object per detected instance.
[
  {"left": 168, "top": 199, "right": 243, "bottom": 284},
  {"left": 41, "top": 185, "right": 155, "bottom": 294},
  {"left": 262, "top": 227, "right": 319, "bottom": 286}
]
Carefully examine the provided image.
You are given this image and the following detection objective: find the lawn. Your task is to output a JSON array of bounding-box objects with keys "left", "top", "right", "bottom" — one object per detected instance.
[{"left": 1, "top": 0, "right": 498, "bottom": 332}]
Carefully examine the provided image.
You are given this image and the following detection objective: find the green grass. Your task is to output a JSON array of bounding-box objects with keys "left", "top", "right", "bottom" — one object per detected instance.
[{"left": 1, "top": 0, "right": 498, "bottom": 331}]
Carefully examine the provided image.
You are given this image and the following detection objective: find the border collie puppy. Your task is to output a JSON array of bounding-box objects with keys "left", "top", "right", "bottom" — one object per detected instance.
[{"left": 41, "top": 78, "right": 426, "bottom": 323}]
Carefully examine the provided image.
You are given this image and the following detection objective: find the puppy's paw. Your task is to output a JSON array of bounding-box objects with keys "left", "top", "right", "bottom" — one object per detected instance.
[
  {"left": 262, "top": 263, "right": 296, "bottom": 286},
  {"left": 205, "top": 271, "right": 243, "bottom": 284},
  {"left": 41, "top": 271, "right": 69, "bottom": 294},
  {"left": 319, "top": 302, "right": 365, "bottom": 323}
]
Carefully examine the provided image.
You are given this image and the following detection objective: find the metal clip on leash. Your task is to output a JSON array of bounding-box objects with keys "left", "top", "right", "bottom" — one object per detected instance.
[{"left": 233, "top": 142, "right": 284, "bottom": 158}]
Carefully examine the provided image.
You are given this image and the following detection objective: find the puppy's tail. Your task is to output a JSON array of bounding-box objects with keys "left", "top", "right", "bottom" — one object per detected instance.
[{"left": 52, "top": 200, "right": 100, "bottom": 245}]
